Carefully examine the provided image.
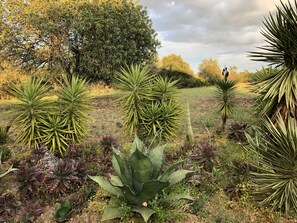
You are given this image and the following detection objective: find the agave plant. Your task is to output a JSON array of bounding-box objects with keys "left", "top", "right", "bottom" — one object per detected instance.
[
  {"left": 9, "top": 78, "right": 51, "bottom": 148},
  {"left": 249, "top": 0, "right": 297, "bottom": 122},
  {"left": 214, "top": 79, "right": 237, "bottom": 132},
  {"left": 90, "top": 136, "right": 192, "bottom": 222},
  {"left": 115, "top": 64, "right": 155, "bottom": 135},
  {"left": 57, "top": 76, "right": 91, "bottom": 143},
  {"left": 245, "top": 115, "right": 297, "bottom": 214}
]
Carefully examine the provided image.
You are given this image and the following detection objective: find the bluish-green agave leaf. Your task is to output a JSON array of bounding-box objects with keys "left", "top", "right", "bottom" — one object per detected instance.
[
  {"left": 167, "top": 169, "right": 193, "bottom": 186},
  {"left": 159, "top": 160, "right": 185, "bottom": 182},
  {"left": 112, "top": 147, "right": 132, "bottom": 187},
  {"left": 130, "top": 135, "right": 145, "bottom": 154},
  {"left": 149, "top": 144, "right": 166, "bottom": 178},
  {"left": 101, "top": 207, "right": 126, "bottom": 222},
  {"left": 163, "top": 193, "right": 194, "bottom": 202},
  {"left": 120, "top": 184, "right": 141, "bottom": 205},
  {"left": 138, "top": 180, "right": 169, "bottom": 202},
  {"left": 110, "top": 175, "right": 123, "bottom": 187},
  {"left": 132, "top": 207, "right": 155, "bottom": 223},
  {"left": 88, "top": 175, "right": 123, "bottom": 198},
  {"left": 130, "top": 148, "right": 153, "bottom": 193}
]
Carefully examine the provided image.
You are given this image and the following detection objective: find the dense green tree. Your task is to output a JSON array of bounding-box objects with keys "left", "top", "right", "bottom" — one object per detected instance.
[
  {"left": 1, "top": 0, "right": 160, "bottom": 84},
  {"left": 198, "top": 58, "right": 221, "bottom": 84}
]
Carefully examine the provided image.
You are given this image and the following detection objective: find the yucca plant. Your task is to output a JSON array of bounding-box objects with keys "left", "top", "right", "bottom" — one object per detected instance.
[
  {"left": 116, "top": 65, "right": 181, "bottom": 142},
  {"left": 153, "top": 76, "right": 179, "bottom": 102},
  {"left": 40, "top": 115, "right": 72, "bottom": 155},
  {"left": 249, "top": 0, "right": 297, "bottom": 122},
  {"left": 90, "top": 136, "right": 192, "bottom": 222},
  {"left": 57, "top": 76, "right": 91, "bottom": 143},
  {"left": 9, "top": 78, "right": 51, "bottom": 148},
  {"left": 115, "top": 64, "right": 155, "bottom": 135},
  {"left": 245, "top": 115, "right": 297, "bottom": 214},
  {"left": 214, "top": 79, "right": 237, "bottom": 132},
  {"left": 141, "top": 101, "right": 182, "bottom": 142}
]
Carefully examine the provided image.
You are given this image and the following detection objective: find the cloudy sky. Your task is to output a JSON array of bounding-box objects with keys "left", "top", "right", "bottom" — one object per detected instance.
[{"left": 139, "top": 0, "right": 292, "bottom": 72}]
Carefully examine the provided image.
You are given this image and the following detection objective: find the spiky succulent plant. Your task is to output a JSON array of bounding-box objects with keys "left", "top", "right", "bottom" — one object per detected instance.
[
  {"left": 16, "top": 163, "right": 45, "bottom": 197},
  {"left": 47, "top": 159, "right": 80, "bottom": 195},
  {"left": 90, "top": 136, "right": 192, "bottom": 222}
]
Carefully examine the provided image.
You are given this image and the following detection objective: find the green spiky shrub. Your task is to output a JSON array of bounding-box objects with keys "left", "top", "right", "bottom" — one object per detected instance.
[
  {"left": 214, "top": 79, "right": 237, "bottom": 132},
  {"left": 40, "top": 115, "right": 72, "bottom": 155},
  {"left": 245, "top": 115, "right": 297, "bottom": 214},
  {"left": 9, "top": 76, "right": 90, "bottom": 155},
  {"left": 57, "top": 76, "right": 91, "bottom": 143},
  {"left": 89, "top": 136, "right": 192, "bottom": 222},
  {"left": 9, "top": 78, "right": 51, "bottom": 148},
  {"left": 115, "top": 65, "right": 181, "bottom": 142},
  {"left": 115, "top": 64, "right": 155, "bottom": 135},
  {"left": 140, "top": 76, "right": 181, "bottom": 142},
  {"left": 249, "top": 0, "right": 297, "bottom": 122}
]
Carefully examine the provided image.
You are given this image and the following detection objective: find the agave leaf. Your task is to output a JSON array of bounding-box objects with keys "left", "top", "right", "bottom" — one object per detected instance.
[
  {"left": 110, "top": 175, "right": 123, "bottom": 187},
  {"left": 163, "top": 193, "right": 193, "bottom": 202},
  {"left": 132, "top": 207, "right": 155, "bottom": 223},
  {"left": 130, "top": 135, "right": 145, "bottom": 154},
  {"left": 138, "top": 180, "right": 169, "bottom": 202},
  {"left": 88, "top": 175, "right": 123, "bottom": 198},
  {"left": 149, "top": 144, "right": 166, "bottom": 178},
  {"left": 112, "top": 148, "right": 132, "bottom": 187},
  {"left": 159, "top": 160, "right": 185, "bottom": 181},
  {"left": 121, "top": 185, "right": 140, "bottom": 205},
  {"left": 167, "top": 170, "right": 193, "bottom": 186},
  {"left": 101, "top": 207, "right": 125, "bottom": 222},
  {"left": 130, "top": 149, "right": 153, "bottom": 193}
]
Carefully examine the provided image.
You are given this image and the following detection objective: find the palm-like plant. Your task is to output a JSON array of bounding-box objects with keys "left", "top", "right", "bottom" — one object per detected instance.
[
  {"left": 249, "top": 0, "right": 297, "bottom": 122},
  {"left": 141, "top": 101, "right": 182, "bottom": 142},
  {"left": 153, "top": 76, "right": 179, "bottom": 102},
  {"left": 214, "top": 79, "right": 237, "bottom": 132},
  {"left": 115, "top": 64, "right": 155, "bottom": 135},
  {"left": 245, "top": 115, "right": 297, "bottom": 214},
  {"left": 9, "top": 78, "right": 51, "bottom": 148},
  {"left": 57, "top": 76, "right": 90, "bottom": 143},
  {"left": 116, "top": 65, "right": 181, "bottom": 142},
  {"left": 40, "top": 115, "right": 72, "bottom": 155}
]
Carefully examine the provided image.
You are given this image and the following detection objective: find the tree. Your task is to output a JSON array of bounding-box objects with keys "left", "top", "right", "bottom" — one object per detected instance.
[
  {"left": 158, "top": 54, "right": 204, "bottom": 88},
  {"left": 198, "top": 58, "right": 221, "bottom": 84},
  {"left": 214, "top": 79, "right": 237, "bottom": 132},
  {"left": 1, "top": 0, "right": 160, "bottom": 84},
  {"left": 249, "top": 0, "right": 297, "bottom": 122},
  {"left": 159, "top": 54, "right": 194, "bottom": 76}
]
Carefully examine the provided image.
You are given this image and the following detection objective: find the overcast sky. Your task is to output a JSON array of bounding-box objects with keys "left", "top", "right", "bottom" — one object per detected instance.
[{"left": 139, "top": 0, "right": 293, "bottom": 72}]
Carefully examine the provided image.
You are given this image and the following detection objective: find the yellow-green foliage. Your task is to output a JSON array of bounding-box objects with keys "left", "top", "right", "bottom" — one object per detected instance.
[{"left": 0, "top": 62, "right": 30, "bottom": 99}]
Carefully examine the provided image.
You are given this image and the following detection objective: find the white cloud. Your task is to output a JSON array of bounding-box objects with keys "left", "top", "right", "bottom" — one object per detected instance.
[{"left": 140, "top": 0, "right": 294, "bottom": 72}]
